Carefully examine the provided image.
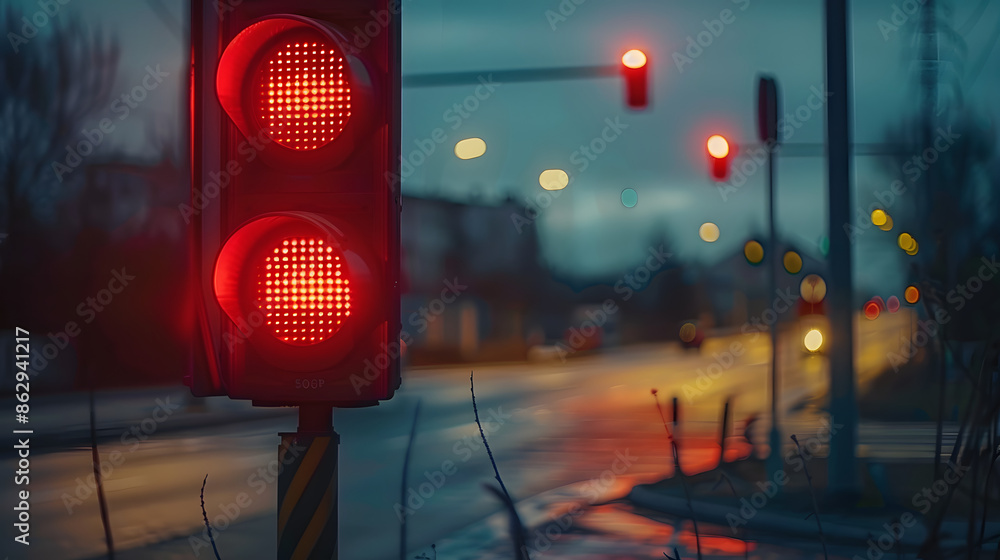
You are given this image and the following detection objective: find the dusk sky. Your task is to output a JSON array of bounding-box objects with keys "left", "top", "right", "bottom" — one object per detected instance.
[{"left": 13, "top": 0, "right": 1000, "bottom": 290}]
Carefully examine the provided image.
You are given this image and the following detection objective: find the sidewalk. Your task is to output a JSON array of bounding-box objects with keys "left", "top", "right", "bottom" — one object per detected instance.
[
  {"left": 91, "top": 458, "right": 995, "bottom": 560},
  {"left": 1, "top": 386, "right": 293, "bottom": 456},
  {"left": 627, "top": 455, "right": 999, "bottom": 557}
]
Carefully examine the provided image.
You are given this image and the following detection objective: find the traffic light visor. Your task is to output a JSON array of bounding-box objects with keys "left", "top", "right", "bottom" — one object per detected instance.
[{"left": 217, "top": 16, "right": 374, "bottom": 169}]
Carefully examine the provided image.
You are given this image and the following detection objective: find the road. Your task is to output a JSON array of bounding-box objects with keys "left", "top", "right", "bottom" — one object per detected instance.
[{"left": 1, "top": 311, "right": 944, "bottom": 559}]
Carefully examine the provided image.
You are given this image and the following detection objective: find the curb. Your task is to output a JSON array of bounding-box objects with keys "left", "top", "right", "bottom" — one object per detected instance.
[{"left": 627, "top": 483, "right": 929, "bottom": 547}]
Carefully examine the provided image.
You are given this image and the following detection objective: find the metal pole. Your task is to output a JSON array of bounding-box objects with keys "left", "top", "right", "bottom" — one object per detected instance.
[
  {"left": 825, "top": 0, "right": 860, "bottom": 498},
  {"left": 766, "top": 149, "right": 783, "bottom": 479},
  {"left": 402, "top": 64, "right": 618, "bottom": 88},
  {"left": 278, "top": 405, "right": 338, "bottom": 559}
]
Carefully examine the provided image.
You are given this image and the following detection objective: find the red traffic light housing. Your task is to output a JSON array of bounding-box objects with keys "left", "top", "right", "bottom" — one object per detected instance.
[
  {"left": 188, "top": 1, "right": 400, "bottom": 407},
  {"left": 621, "top": 49, "right": 649, "bottom": 110}
]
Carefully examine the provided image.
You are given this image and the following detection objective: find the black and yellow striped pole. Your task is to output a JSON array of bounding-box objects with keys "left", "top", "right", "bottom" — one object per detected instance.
[{"left": 278, "top": 405, "right": 339, "bottom": 559}]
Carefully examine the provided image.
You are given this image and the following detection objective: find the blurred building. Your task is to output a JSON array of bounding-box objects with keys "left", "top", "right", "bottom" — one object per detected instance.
[
  {"left": 702, "top": 237, "right": 827, "bottom": 328},
  {"left": 400, "top": 195, "right": 554, "bottom": 363}
]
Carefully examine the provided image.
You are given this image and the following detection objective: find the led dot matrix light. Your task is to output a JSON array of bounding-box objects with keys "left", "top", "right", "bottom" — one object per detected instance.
[
  {"left": 257, "top": 38, "right": 351, "bottom": 150},
  {"left": 258, "top": 238, "right": 351, "bottom": 345}
]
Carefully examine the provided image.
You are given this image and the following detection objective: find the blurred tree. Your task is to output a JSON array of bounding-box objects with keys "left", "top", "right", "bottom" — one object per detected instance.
[
  {"left": 0, "top": 7, "right": 120, "bottom": 391},
  {"left": 0, "top": 6, "right": 119, "bottom": 236},
  {"left": 877, "top": 0, "right": 998, "bottom": 342}
]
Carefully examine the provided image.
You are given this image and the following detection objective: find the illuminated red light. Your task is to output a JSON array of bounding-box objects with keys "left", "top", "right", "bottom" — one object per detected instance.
[
  {"left": 256, "top": 38, "right": 351, "bottom": 151},
  {"left": 258, "top": 237, "right": 351, "bottom": 345},
  {"left": 864, "top": 301, "right": 880, "bottom": 320},
  {"left": 622, "top": 49, "right": 647, "bottom": 69},
  {"left": 707, "top": 135, "right": 730, "bottom": 159}
]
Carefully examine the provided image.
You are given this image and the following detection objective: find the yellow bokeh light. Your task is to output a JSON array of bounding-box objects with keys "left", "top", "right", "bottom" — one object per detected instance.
[
  {"left": 904, "top": 285, "right": 920, "bottom": 304},
  {"left": 804, "top": 329, "right": 824, "bottom": 352},
  {"left": 905, "top": 241, "right": 919, "bottom": 256},
  {"left": 699, "top": 222, "right": 720, "bottom": 243},
  {"left": 744, "top": 240, "right": 764, "bottom": 265},
  {"left": 800, "top": 274, "right": 827, "bottom": 304},
  {"left": 707, "top": 135, "right": 730, "bottom": 159},
  {"left": 539, "top": 169, "right": 569, "bottom": 191},
  {"left": 878, "top": 215, "right": 894, "bottom": 232},
  {"left": 454, "top": 138, "right": 486, "bottom": 160},
  {"left": 622, "top": 49, "right": 647, "bottom": 69},
  {"left": 871, "top": 209, "right": 887, "bottom": 226},
  {"left": 898, "top": 233, "right": 916, "bottom": 251},
  {"left": 783, "top": 251, "right": 803, "bottom": 274},
  {"left": 679, "top": 322, "right": 697, "bottom": 343}
]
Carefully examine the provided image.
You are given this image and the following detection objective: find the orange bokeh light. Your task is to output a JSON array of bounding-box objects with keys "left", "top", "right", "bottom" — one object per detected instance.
[{"left": 864, "top": 301, "right": 880, "bottom": 320}]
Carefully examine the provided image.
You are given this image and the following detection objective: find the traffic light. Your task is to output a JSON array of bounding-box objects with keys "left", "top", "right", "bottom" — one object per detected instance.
[
  {"left": 621, "top": 49, "right": 649, "bottom": 109},
  {"left": 707, "top": 134, "right": 730, "bottom": 180},
  {"left": 187, "top": 1, "right": 401, "bottom": 406}
]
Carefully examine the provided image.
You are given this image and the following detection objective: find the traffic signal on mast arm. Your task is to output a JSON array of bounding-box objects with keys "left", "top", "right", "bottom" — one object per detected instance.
[
  {"left": 706, "top": 134, "right": 731, "bottom": 181},
  {"left": 186, "top": 0, "right": 401, "bottom": 406},
  {"left": 621, "top": 49, "right": 649, "bottom": 109}
]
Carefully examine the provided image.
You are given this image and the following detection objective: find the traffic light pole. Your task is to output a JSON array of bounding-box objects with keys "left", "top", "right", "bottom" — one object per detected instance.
[
  {"left": 765, "top": 149, "right": 783, "bottom": 481},
  {"left": 402, "top": 64, "right": 618, "bottom": 88},
  {"left": 278, "top": 404, "right": 339, "bottom": 559},
  {"left": 824, "top": 0, "right": 860, "bottom": 498}
]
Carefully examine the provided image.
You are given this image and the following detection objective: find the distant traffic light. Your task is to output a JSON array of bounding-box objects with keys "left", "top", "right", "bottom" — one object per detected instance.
[
  {"left": 621, "top": 49, "right": 649, "bottom": 109},
  {"left": 188, "top": 3, "right": 401, "bottom": 406},
  {"left": 707, "top": 134, "right": 730, "bottom": 180}
]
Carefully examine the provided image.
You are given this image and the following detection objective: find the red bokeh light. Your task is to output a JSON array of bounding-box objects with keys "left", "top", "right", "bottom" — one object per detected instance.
[
  {"left": 864, "top": 301, "right": 880, "bottom": 320},
  {"left": 256, "top": 38, "right": 351, "bottom": 151},
  {"left": 258, "top": 237, "right": 350, "bottom": 345}
]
